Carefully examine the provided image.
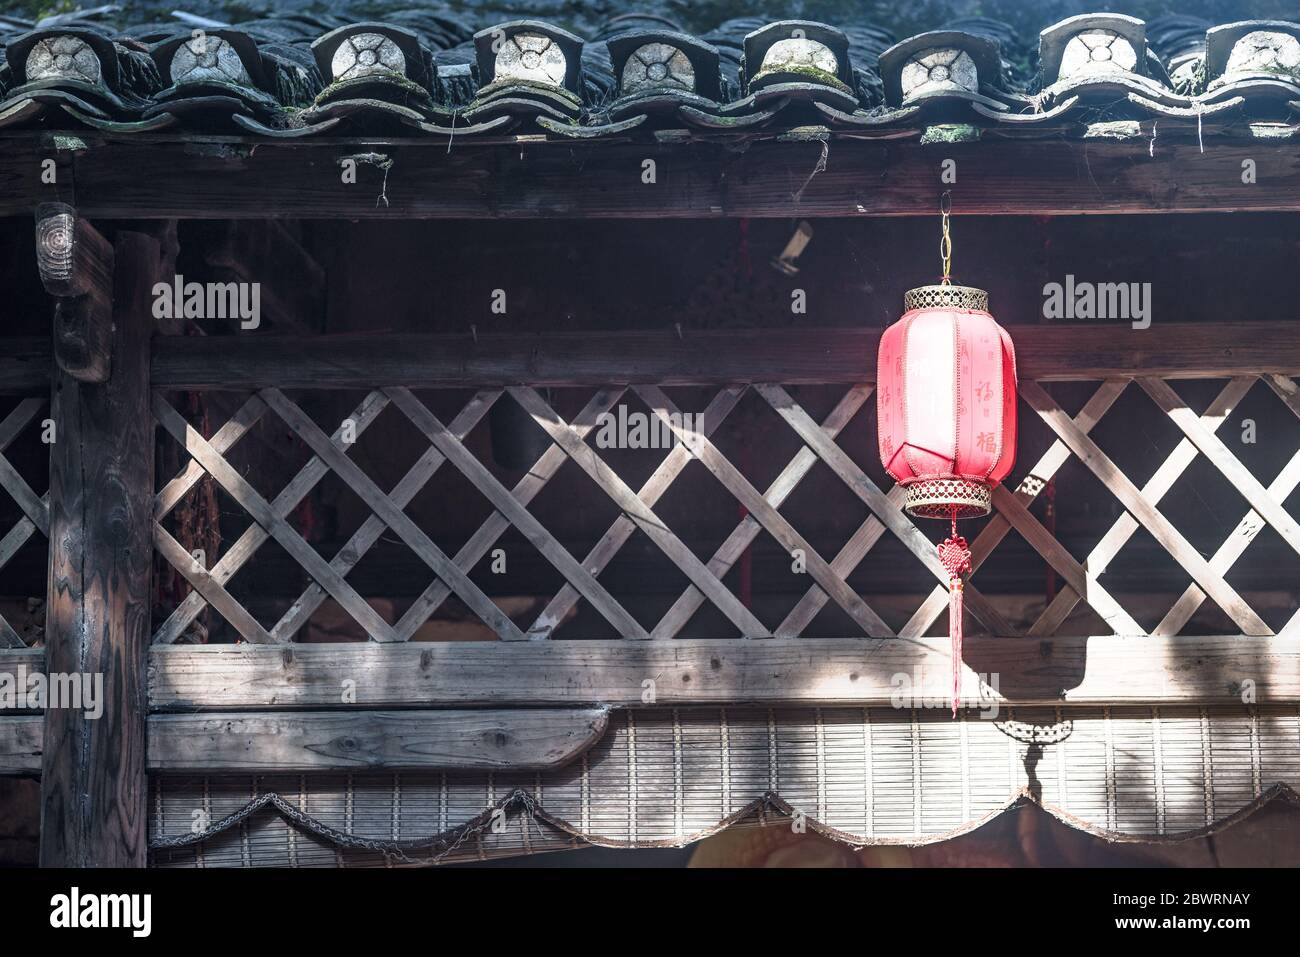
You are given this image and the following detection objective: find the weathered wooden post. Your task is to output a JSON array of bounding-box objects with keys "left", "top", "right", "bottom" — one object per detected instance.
[{"left": 36, "top": 207, "right": 157, "bottom": 867}]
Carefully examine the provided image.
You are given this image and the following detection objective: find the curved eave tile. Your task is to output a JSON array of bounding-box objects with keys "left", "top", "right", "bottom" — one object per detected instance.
[{"left": 0, "top": 14, "right": 1291, "bottom": 140}]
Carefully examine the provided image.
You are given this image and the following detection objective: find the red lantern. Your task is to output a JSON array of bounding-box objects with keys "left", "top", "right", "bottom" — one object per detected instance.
[{"left": 877, "top": 281, "right": 1017, "bottom": 715}]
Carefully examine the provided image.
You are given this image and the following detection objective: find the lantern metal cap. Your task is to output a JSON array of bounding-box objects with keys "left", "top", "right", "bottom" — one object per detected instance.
[
  {"left": 904, "top": 478, "right": 992, "bottom": 519},
  {"left": 903, "top": 283, "right": 989, "bottom": 312}
]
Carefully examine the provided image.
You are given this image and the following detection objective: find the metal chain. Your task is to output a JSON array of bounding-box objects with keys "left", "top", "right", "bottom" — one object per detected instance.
[{"left": 939, "top": 190, "right": 953, "bottom": 285}]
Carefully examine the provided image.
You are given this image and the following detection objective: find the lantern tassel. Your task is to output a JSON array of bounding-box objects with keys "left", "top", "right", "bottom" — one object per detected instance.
[
  {"left": 947, "top": 578, "right": 963, "bottom": 718},
  {"left": 938, "top": 506, "right": 973, "bottom": 718}
]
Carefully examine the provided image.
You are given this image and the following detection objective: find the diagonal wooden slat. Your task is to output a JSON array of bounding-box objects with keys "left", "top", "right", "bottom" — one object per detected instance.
[
  {"left": 1163, "top": 455, "right": 1300, "bottom": 634},
  {"left": 153, "top": 522, "right": 274, "bottom": 644},
  {"left": 0, "top": 494, "right": 50, "bottom": 642},
  {"left": 0, "top": 512, "right": 41, "bottom": 644},
  {"left": 1033, "top": 377, "right": 1252, "bottom": 636},
  {"left": 1019, "top": 380, "right": 1270, "bottom": 635},
  {"left": 898, "top": 379, "right": 1129, "bottom": 639},
  {"left": 528, "top": 387, "right": 745, "bottom": 641},
  {"left": 385, "top": 387, "right": 649, "bottom": 640},
  {"left": 1160, "top": 375, "right": 1300, "bottom": 637},
  {"left": 0, "top": 615, "right": 22, "bottom": 649},
  {"left": 0, "top": 400, "right": 48, "bottom": 649},
  {"left": 636, "top": 384, "right": 893, "bottom": 638},
  {"left": 395, "top": 387, "right": 627, "bottom": 642},
  {"left": 1140, "top": 377, "right": 1300, "bottom": 555},
  {"left": 509, "top": 386, "right": 771, "bottom": 638},
  {"left": 779, "top": 489, "right": 905, "bottom": 637},
  {"left": 1266, "top": 376, "right": 1300, "bottom": 637},
  {"left": 0, "top": 452, "right": 47, "bottom": 536},
  {"left": 153, "top": 393, "right": 404, "bottom": 642},
  {"left": 0, "top": 398, "right": 44, "bottom": 451},
  {"left": 274, "top": 389, "right": 500, "bottom": 642},
  {"left": 652, "top": 385, "right": 869, "bottom": 640},
  {"left": 153, "top": 391, "right": 390, "bottom": 644},
  {"left": 0, "top": 509, "right": 40, "bottom": 573},
  {"left": 259, "top": 388, "right": 527, "bottom": 642},
  {"left": 991, "top": 484, "right": 1143, "bottom": 635},
  {"left": 1272, "top": 374, "right": 1300, "bottom": 411},
  {"left": 754, "top": 384, "right": 1013, "bottom": 636},
  {"left": 154, "top": 394, "right": 267, "bottom": 520}
]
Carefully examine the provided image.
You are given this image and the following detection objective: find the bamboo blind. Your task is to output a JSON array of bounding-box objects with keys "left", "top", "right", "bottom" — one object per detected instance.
[{"left": 150, "top": 703, "right": 1300, "bottom": 865}]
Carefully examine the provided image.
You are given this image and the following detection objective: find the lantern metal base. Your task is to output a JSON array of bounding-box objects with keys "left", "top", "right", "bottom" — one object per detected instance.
[{"left": 904, "top": 478, "right": 992, "bottom": 519}]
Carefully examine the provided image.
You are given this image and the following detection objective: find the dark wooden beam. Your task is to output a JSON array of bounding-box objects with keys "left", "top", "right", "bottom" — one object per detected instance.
[
  {"left": 0, "top": 134, "right": 1297, "bottom": 219},
  {"left": 6, "top": 709, "right": 609, "bottom": 774},
  {"left": 7, "top": 634, "right": 1292, "bottom": 724},
  {"left": 10, "top": 318, "right": 1300, "bottom": 396},
  {"left": 147, "top": 636, "right": 1299, "bottom": 711},
  {"left": 7, "top": 319, "right": 1289, "bottom": 397},
  {"left": 0, "top": 134, "right": 55, "bottom": 218},
  {"left": 146, "top": 708, "right": 609, "bottom": 773},
  {"left": 39, "top": 231, "right": 157, "bottom": 867},
  {"left": 151, "top": 321, "right": 1300, "bottom": 390},
  {"left": 34, "top": 204, "right": 114, "bottom": 383}
]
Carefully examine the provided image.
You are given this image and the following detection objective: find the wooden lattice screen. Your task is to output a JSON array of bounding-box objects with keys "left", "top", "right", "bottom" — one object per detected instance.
[{"left": 147, "top": 374, "right": 1300, "bottom": 648}]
